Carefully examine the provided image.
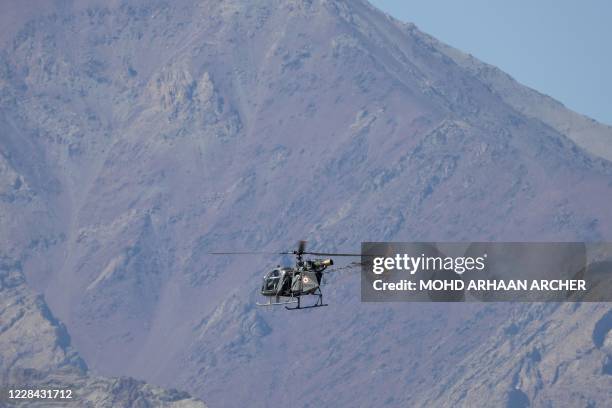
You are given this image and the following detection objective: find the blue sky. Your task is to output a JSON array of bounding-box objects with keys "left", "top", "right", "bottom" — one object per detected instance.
[{"left": 370, "top": 0, "right": 612, "bottom": 125}]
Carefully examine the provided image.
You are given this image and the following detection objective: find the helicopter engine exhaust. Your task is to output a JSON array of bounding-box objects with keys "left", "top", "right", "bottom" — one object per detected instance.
[{"left": 321, "top": 259, "right": 333, "bottom": 267}]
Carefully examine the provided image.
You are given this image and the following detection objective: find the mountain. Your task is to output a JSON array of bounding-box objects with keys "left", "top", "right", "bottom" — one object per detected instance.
[
  {"left": 1, "top": 0, "right": 611, "bottom": 407},
  {"left": 427, "top": 33, "right": 612, "bottom": 163},
  {"left": 0, "top": 258, "right": 207, "bottom": 407}
]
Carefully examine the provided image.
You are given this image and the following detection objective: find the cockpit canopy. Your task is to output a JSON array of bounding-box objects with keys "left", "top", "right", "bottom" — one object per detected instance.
[{"left": 261, "top": 267, "right": 291, "bottom": 296}]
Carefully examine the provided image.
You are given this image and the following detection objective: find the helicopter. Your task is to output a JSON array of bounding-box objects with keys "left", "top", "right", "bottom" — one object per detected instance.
[{"left": 209, "top": 241, "right": 364, "bottom": 310}]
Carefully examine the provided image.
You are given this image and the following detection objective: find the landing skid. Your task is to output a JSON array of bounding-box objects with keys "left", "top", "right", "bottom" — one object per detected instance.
[
  {"left": 285, "top": 291, "right": 328, "bottom": 310},
  {"left": 285, "top": 302, "right": 328, "bottom": 311}
]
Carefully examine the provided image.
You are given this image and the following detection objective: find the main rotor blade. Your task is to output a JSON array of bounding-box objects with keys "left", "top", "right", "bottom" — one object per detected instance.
[
  {"left": 207, "top": 250, "right": 387, "bottom": 257},
  {"left": 303, "top": 252, "right": 383, "bottom": 257},
  {"left": 324, "top": 261, "right": 368, "bottom": 272},
  {"left": 206, "top": 251, "right": 292, "bottom": 255}
]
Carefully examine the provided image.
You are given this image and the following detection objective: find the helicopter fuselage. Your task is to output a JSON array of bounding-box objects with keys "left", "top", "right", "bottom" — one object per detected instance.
[{"left": 260, "top": 258, "right": 332, "bottom": 298}]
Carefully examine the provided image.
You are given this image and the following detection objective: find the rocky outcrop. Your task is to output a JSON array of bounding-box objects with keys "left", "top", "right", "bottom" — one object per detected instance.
[{"left": 0, "top": 258, "right": 206, "bottom": 407}]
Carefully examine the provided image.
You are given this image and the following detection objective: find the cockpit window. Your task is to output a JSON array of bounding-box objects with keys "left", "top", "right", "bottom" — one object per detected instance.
[{"left": 263, "top": 269, "right": 281, "bottom": 291}]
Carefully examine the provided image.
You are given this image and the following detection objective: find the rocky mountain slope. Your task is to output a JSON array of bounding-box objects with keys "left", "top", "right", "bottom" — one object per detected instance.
[
  {"left": 427, "top": 33, "right": 612, "bottom": 163},
  {"left": 1, "top": 0, "right": 611, "bottom": 407},
  {"left": 0, "top": 258, "right": 207, "bottom": 407}
]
